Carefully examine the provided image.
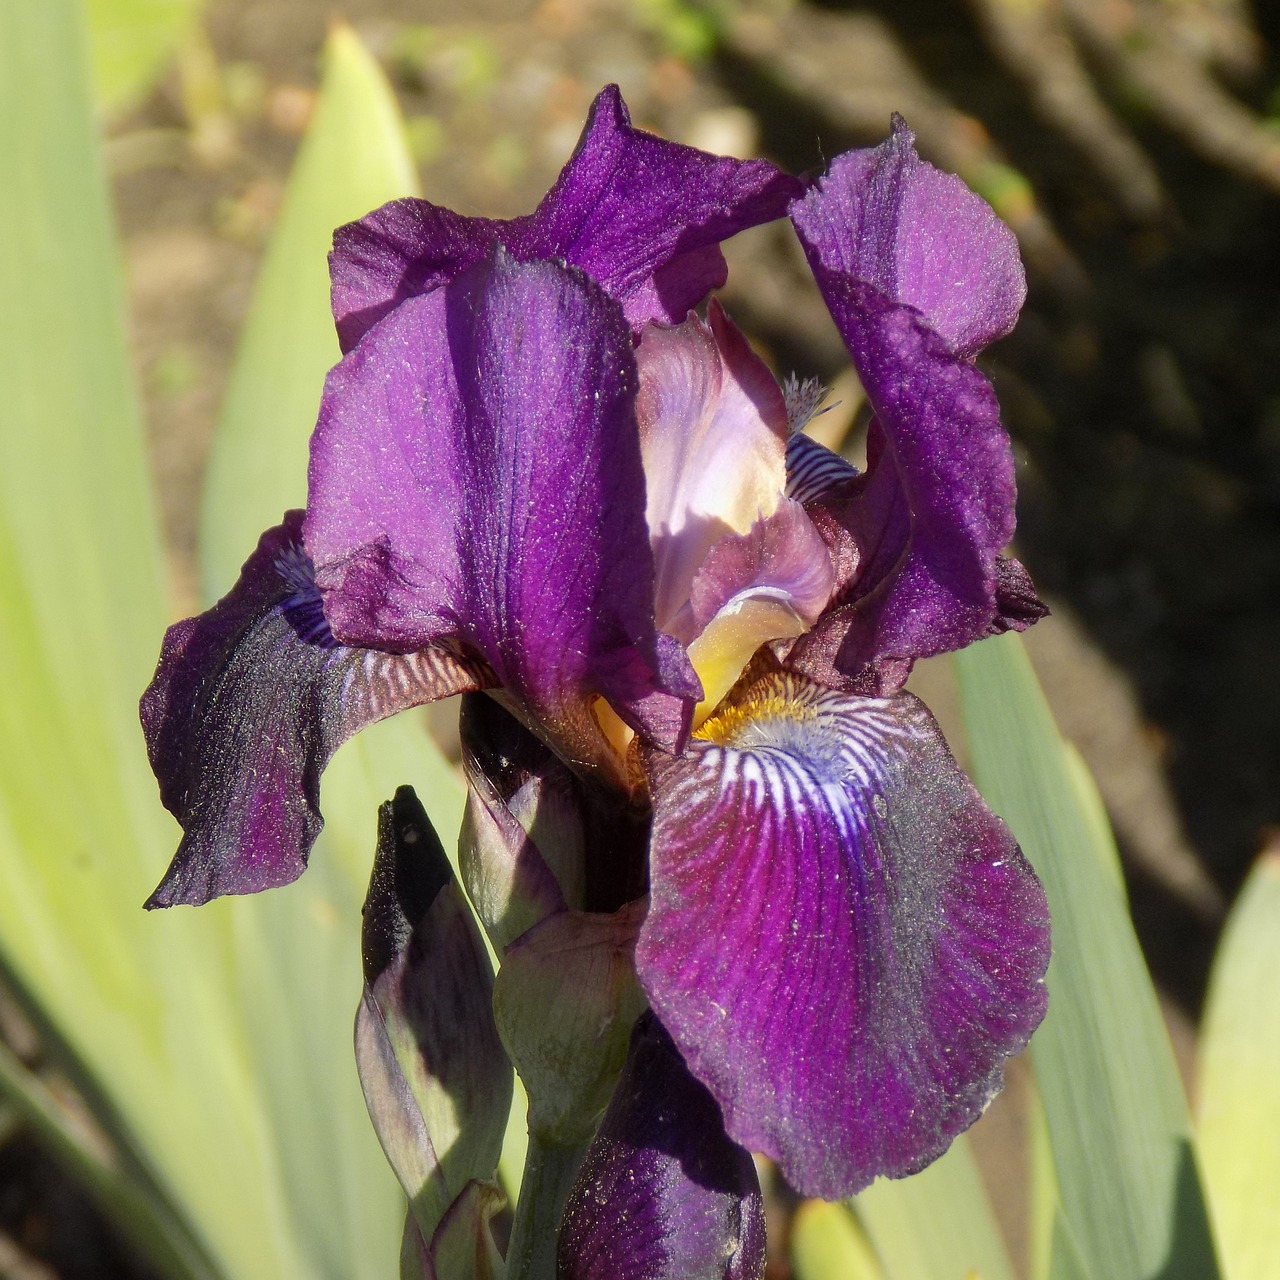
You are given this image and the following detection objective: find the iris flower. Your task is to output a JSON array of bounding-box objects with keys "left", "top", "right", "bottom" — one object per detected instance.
[{"left": 142, "top": 86, "right": 1050, "bottom": 1203}]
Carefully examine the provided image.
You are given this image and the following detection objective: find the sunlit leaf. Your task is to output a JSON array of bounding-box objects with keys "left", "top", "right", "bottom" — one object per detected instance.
[
  {"left": 954, "top": 632, "right": 1220, "bottom": 1280},
  {"left": 198, "top": 25, "right": 469, "bottom": 1277},
  {"left": 792, "top": 1199, "right": 884, "bottom": 1280},
  {"left": 853, "top": 1133, "right": 1015, "bottom": 1280},
  {"left": 85, "top": 0, "right": 204, "bottom": 113},
  {"left": 0, "top": 1, "right": 300, "bottom": 1275},
  {"left": 1197, "top": 850, "right": 1280, "bottom": 1280}
]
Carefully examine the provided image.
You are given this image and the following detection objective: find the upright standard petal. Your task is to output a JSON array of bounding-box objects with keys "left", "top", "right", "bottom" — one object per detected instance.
[
  {"left": 792, "top": 116, "right": 1024, "bottom": 359},
  {"left": 330, "top": 85, "right": 803, "bottom": 350},
  {"left": 306, "top": 249, "right": 699, "bottom": 775},
  {"left": 558, "top": 1013, "right": 766, "bottom": 1280},
  {"left": 636, "top": 670, "right": 1050, "bottom": 1198},
  {"left": 789, "top": 120, "right": 1029, "bottom": 688},
  {"left": 142, "top": 513, "right": 490, "bottom": 907}
]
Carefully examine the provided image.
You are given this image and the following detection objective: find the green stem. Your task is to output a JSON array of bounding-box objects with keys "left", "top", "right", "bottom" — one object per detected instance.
[{"left": 503, "top": 1134, "right": 588, "bottom": 1280}]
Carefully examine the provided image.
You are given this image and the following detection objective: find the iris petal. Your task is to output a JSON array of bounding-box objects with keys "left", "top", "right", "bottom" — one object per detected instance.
[
  {"left": 636, "top": 671, "right": 1049, "bottom": 1198},
  {"left": 330, "top": 85, "right": 803, "bottom": 351},
  {"left": 792, "top": 115, "right": 1024, "bottom": 360},
  {"left": 637, "top": 301, "right": 790, "bottom": 639},
  {"left": 789, "top": 120, "right": 1030, "bottom": 688},
  {"left": 307, "top": 249, "right": 699, "bottom": 776},
  {"left": 684, "top": 498, "right": 834, "bottom": 720},
  {"left": 141, "top": 513, "right": 490, "bottom": 907}
]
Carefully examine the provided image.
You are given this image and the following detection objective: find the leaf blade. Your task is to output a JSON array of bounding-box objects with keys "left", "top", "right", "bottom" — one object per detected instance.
[
  {"left": 1197, "top": 850, "right": 1280, "bottom": 1280},
  {"left": 198, "top": 26, "right": 468, "bottom": 1278},
  {"left": 953, "top": 632, "right": 1220, "bottom": 1280}
]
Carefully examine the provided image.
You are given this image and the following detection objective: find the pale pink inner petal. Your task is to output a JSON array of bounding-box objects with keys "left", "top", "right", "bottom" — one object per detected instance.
[{"left": 637, "top": 300, "right": 789, "bottom": 632}]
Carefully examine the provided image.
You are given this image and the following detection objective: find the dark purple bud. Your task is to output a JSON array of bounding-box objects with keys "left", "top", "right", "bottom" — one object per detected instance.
[
  {"left": 354, "top": 787, "right": 512, "bottom": 1247},
  {"left": 557, "top": 1013, "right": 766, "bottom": 1280}
]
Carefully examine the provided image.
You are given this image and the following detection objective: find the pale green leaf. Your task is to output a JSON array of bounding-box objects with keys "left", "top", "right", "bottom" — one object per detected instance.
[
  {"left": 853, "top": 1133, "right": 1015, "bottom": 1280},
  {"left": 953, "top": 632, "right": 1220, "bottom": 1280},
  {"left": 198, "top": 25, "right": 468, "bottom": 1277},
  {"left": 1197, "top": 851, "right": 1280, "bottom": 1280},
  {"left": 85, "top": 0, "right": 204, "bottom": 113},
  {"left": 0, "top": 2, "right": 308, "bottom": 1275},
  {"left": 1026, "top": 1069, "right": 1093, "bottom": 1280},
  {"left": 792, "top": 1199, "right": 885, "bottom": 1280}
]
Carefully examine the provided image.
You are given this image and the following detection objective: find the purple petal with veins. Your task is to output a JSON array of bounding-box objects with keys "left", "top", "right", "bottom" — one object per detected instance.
[
  {"left": 141, "top": 513, "right": 490, "bottom": 907},
  {"left": 331, "top": 85, "right": 803, "bottom": 351},
  {"left": 789, "top": 120, "right": 1029, "bottom": 687},
  {"left": 793, "top": 115, "right": 1024, "bottom": 360},
  {"left": 637, "top": 671, "right": 1049, "bottom": 1198},
  {"left": 306, "top": 249, "right": 699, "bottom": 774}
]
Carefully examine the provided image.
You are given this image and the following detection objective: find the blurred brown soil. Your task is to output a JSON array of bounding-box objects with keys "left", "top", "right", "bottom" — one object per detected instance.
[{"left": 7, "top": 0, "right": 1280, "bottom": 1274}]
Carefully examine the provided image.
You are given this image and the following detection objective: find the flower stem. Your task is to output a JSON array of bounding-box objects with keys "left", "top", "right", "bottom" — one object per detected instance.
[{"left": 503, "top": 1134, "right": 587, "bottom": 1280}]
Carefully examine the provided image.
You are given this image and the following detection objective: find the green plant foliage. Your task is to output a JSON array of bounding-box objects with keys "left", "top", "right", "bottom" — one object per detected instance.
[
  {"left": 791, "top": 1199, "right": 884, "bottom": 1280},
  {"left": 0, "top": 1, "right": 295, "bottom": 1274},
  {"left": 1197, "top": 851, "right": 1280, "bottom": 1280},
  {"left": 954, "top": 632, "right": 1221, "bottom": 1280},
  {"left": 853, "top": 1133, "right": 1015, "bottom": 1280},
  {"left": 85, "top": 0, "right": 204, "bottom": 113}
]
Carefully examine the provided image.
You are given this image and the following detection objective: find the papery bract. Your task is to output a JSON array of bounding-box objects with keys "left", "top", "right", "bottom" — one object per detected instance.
[{"left": 355, "top": 786, "right": 511, "bottom": 1251}]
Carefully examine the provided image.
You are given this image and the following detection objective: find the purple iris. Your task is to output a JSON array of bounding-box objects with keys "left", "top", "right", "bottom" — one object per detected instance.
[{"left": 141, "top": 85, "right": 1050, "bottom": 1211}]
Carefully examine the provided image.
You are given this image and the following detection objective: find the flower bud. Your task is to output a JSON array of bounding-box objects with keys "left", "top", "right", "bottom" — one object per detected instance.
[
  {"left": 492, "top": 901, "right": 648, "bottom": 1147},
  {"left": 399, "top": 1182, "right": 504, "bottom": 1280},
  {"left": 558, "top": 1013, "right": 766, "bottom": 1280},
  {"left": 354, "top": 786, "right": 512, "bottom": 1258}
]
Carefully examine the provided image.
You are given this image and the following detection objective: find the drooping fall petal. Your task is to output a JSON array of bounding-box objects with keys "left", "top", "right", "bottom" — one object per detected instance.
[
  {"left": 330, "top": 85, "right": 803, "bottom": 350},
  {"left": 637, "top": 670, "right": 1050, "bottom": 1198},
  {"left": 141, "top": 513, "right": 489, "bottom": 907}
]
